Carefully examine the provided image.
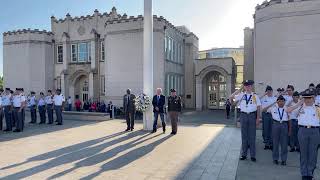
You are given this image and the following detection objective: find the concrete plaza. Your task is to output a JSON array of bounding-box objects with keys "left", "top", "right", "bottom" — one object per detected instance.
[
  {"left": 0, "top": 111, "right": 240, "bottom": 180},
  {"left": 1, "top": 111, "right": 320, "bottom": 180}
]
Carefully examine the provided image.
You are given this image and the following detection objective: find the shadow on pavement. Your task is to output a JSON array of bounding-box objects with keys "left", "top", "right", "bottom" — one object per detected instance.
[{"left": 0, "top": 130, "right": 149, "bottom": 180}]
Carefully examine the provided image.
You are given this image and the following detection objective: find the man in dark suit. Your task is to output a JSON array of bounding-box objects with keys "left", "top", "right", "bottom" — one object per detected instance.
[
  {"left": 152, "top": 88, "right": 166, "bottom": 133},
  {"left": 123, "top": 89, "right": 136, "bottom": 131}
]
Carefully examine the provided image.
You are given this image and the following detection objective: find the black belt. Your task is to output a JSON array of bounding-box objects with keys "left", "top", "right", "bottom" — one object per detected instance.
[
  {"left": 263, "top": 112, "right": 271, "bottom": 114},
  {"left": 14, "top": 107, "right": 21, "bottom": 109},
  {"left": 273, "top": 120, "right": 288, "bottom": 124},
  {"left": 47, "top": 104, "right": 53, "bottom": 105},
  {"left": 241, "top": 111, "right": 256, "bottom": 115},
  {"left": 299, "top": 125, "right": 319, "bottom": 129}
]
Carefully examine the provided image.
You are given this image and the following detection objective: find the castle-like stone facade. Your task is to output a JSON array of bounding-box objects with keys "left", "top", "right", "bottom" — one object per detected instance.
[
  {"left": 3, "top": 7, "right": 200, "bottom": 108},
  {"left": 244, "top": 0, "right": 320, "bottom": 94}
]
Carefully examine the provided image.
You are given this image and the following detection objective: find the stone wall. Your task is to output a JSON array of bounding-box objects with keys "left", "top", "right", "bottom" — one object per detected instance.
[{"left": 254, "top": 0, "right": 320, "bottom": 94}]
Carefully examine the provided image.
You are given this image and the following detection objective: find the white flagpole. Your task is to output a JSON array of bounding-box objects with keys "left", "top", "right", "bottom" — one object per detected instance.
[{"left": 143, "top": 0, "right": 154, "bottom": 130}]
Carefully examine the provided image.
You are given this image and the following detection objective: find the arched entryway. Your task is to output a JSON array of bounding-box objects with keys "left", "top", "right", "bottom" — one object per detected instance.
[
  {"left": 205, "top": 71, "right": 227, "bottom": 109},
  {"left": 196, "top": 65, "right": 232, "bottom": 111},
  {"left": 69, "top": 70, "right": 90, "bottom": 103}
]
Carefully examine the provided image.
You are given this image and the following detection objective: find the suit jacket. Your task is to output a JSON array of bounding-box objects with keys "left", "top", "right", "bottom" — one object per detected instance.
[
  {"left": 152, "top": 95, "right": 165, "bottom": 113},
  {"left": 123, "top": 94, "right": 136, "bottom": 113}
]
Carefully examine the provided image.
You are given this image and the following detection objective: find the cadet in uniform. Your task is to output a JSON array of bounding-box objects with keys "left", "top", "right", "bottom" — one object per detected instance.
[
  {"left": 29, "top": 91, "right": 37, "bottom": 124},
  {"left": 288, "top": 91, "right": 300, "bottom": 152},
  {"left": 261, "top": 85, "right": 277, "bottom": 150},
  {"left": 53, "top": 89, "right": 65, "bottom": 125},
  {"left": 20, "top": 88, "right": 26, "bottom": 129},
  {"left": 3, "top": 88, "right": 12, "bottom": 131},
  {"left": 46, "top": 90, "right": 54, "bottom": 124},
  {"left": 12, "top": 88, "right": 26, "bottom": 132},
  {"left": 314, "top": 84, "right": 320, "bottom": 106},
  {"left": 276, "top": 88, "right": 285, "bottom": 96},
  {"left": 38, "top": 92, "right": 46, "bottom": 124},
  {"left": 230, "top": 80, "right": 261, "bottom": 162},
  {"left": 284, "top": 85, "right": 294, "bottom": 106},
  {"left": 288, "top": 88, "right": 319, "bottom": 180},
  {"left": 267, "top": 95, "right": 290, "bottom": 165},
  {"left": 167, "top": 89, "right": 182, "bottom": 135}
]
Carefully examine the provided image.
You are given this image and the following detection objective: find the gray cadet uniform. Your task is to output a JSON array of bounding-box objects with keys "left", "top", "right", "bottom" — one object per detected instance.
[
  {"left": 261, "top": 89, "right": 277, "bottom": 148},
  {"left": 235, "top": 89, "right": 261, "bottom": 159},
  {"left": 297, "top": 100, "right": 320, "bottom": 178},
  {"left": 53, "top": 90, "right": 65, "bottom": 125},
  {"left": 2, "top": 88, "right": 12, "bottom": 131},
  {"left": 12, "top": 89, "right": 26, "bottom": 132},
  {"left": 288, "top": 91, "right": 300, "bottom": 151},
  {"left": 268, "top": 102, "right": 289, "bottom": 163},
  {"left": 29, "top": 93, "right": 37, "bottom": 123},
  {"left": 45, "top": 93, "right": 54, "bottom": 124},
  {"left": 38, "top": 96, "right": 46, "bottom": 123}
]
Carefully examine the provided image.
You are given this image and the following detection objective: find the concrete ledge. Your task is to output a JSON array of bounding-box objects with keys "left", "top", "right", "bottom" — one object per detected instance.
[{"left": 63, "top": 111, "right": 109, "bottom": 117}]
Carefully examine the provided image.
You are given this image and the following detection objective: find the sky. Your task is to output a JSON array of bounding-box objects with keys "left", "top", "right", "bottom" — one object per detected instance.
[{"left": 0, "top": 0, "right": 265, "bottom": 76}]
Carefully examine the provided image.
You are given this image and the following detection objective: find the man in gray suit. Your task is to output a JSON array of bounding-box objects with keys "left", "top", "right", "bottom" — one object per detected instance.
[{"left": 123, "top": 89, "right": 136, "bottom": 131}]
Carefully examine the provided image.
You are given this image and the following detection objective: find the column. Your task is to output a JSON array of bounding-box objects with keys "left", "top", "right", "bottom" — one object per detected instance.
[
  {"left": 143, "top": 0, "right": 154, "bottom": 131},
  {"left": 196, "top": 77, "right": 202, "bottom": 111},
  {"left": 89, "top": 72, "right": 94, "bottom": 99},
  {"left": 62, "top": 40, "right": 68, "bottom": 71}
]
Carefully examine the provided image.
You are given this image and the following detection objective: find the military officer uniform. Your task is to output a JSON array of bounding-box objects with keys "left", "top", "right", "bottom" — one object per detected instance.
[
  {"left": 53, "top": 89, "right": 65, "bottom": 125},
  {"left": 234, "top": 80, "right": 261, "bottom": 161},
  {"left": 3, "top": 88, "right": 13, "bottom": 131},
  {"left": 29, "top": 91, "right": 37, "bottom": 124},
  {"left": 297, "top": 89, "right": 320, "bottom": 180},
  {"left": 261, "top": 86, "right": 277, "bottom": 149},
  {"left": 46, "top": 90, "right": 54, "bottom": 124},
  {"left": 38, "top": 92, "right": 46, "bottom": 124},
  {"left": 167, "top": 89, "right": 182, "bottom": 135},
  {"left": 268, "top": 95, "right": 289, "bottom": 165}
]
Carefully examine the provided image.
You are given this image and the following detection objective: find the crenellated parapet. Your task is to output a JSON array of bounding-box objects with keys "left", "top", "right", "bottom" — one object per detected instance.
[
  {"left": 255, "top": 0, "right": 315, "bottom": 11},
  {"left": 51, "top": 6, "right": 121, "bottom": 24},
  {"left": 3, "top": 28, "right": 53, "bottom": 37},
  {"left": 104, "top": 14, "right": 198, "bottom": 39}
]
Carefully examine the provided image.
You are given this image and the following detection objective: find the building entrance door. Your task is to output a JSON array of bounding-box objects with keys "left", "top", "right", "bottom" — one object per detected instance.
[
  {"left": 207, "top": 72, "right": 227, "bottom": 109},
  {"left": 81, "top": 80, "right": 89, "bottom": 102}
]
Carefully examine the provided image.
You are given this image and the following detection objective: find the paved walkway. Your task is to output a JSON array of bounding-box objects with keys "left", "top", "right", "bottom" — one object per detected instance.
[
  {"left": 236, "top": 130, "right": 320, "bottom": 180},
  {"left": 0, "top": 116, "right": 241, "bottom": 180}
]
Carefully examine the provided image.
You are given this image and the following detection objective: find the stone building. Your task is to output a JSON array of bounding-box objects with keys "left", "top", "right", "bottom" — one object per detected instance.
[
  {"left": 3, "top": 7, "right": 199, "bottom": 108},
  {"left": 244, "top": 0, "right": 320, "bottom": 94},
  {"left": 3, "top": 6, "right": 239, "bottom": 110}
]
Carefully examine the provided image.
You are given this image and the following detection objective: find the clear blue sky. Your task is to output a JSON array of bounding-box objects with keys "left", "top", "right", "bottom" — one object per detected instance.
[{"left": 0, "top": 0, "right": 264, "bottom": 76}]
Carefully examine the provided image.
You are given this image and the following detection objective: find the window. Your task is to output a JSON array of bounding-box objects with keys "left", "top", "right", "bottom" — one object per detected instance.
[
  {"left": 88, "top": 43, "right": 91, "bottom": 62},
  {"left": 78, "top": 43, "right": 89, "bottom": 62},
  {"left": 168, "top": 38, "right": 172, "bottom": 60},
  {"left": 101, "top": 41, "right": 105, "bottom": 61},
  {"left": 100, "top": 75, "right": 105, "bottom": 94},
  {"left": 166, "top": 74, "right": 170, "bottom": 96},
  {"left": 57, "top": 45, "right": 63, "bottom": 63},
  {"left": 165, "top": 36, "right": 167, "bottom": 54},
  {"left": 181, "top": 76, "right": 184, "bottom": 95},
  {"left": 71, "top": 44, "right": 77, "bottom": 62}
]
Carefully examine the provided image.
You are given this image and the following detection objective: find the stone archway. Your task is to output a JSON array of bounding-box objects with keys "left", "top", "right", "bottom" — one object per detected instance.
[
  {"left": 69, "top": 70, "right": 89, "bottom": 102},
  {"left": 196, "top": 65, "right": 232, "bottom": 111}
]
